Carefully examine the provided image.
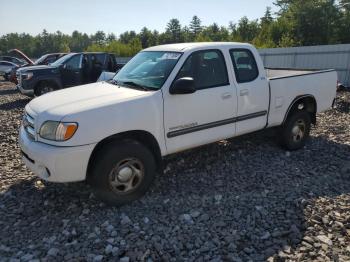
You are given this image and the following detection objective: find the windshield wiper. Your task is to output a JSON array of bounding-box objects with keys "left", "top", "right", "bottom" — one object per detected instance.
[
  {"left": 118, "top": 81, "right": 153, "bottom": 91},
  {"left": 108, "top": 79, "right": 119, "bottom": 85}
]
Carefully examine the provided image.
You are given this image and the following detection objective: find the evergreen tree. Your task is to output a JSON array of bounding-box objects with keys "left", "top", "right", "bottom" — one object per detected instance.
[
  {"left": 189, "top": 15, "right": 202, "bottom": 37},
  {"left": 165, "top": 18, "right": 182, "bottom": 43}
]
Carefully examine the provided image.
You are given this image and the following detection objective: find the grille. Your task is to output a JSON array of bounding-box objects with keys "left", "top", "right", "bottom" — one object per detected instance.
[
  {"left": 23, "top": 111, "right": 35, "bottom": 140},
  {"left": 16, "top": 72, "right": 22, "bottom": 86}
]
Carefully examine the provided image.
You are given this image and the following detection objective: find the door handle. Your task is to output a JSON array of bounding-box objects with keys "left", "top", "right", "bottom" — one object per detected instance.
[
  {"left": 221, "top": 93, "right": 232, "bottom": 100},
  {"left": 240, "top": 89, "right": 249, "bottom": 96}
]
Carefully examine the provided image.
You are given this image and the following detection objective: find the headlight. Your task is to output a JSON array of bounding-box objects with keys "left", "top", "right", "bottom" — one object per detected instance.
[
  {"left": 39, "top": 121, "right": 78, "bottom": 141},
  {"left": 23, "top": 72, "right": 34, "bottom": 80}
]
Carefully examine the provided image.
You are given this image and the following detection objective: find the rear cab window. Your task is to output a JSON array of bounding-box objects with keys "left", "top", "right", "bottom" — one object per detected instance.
[
  {"left": 175, "top": 49, "right": 229, "bottom": 90},
  {"left": 230, "top": 49, "right": 259, "bottom": 83}
]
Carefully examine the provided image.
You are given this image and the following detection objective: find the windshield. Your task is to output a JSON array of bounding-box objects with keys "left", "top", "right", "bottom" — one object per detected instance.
[
  {"left": 34, "top": 54, "right": 48, "bottom": 65},
  {"left": 51, "top": 53, "right": 76, "bottom": 67},
  {"left": 112, "top": 51, "right": 182, "bottom": 90}
]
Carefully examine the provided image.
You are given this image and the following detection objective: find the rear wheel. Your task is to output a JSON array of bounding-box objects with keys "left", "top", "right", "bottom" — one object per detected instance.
[
  {"left": 280, "top": 110, "right": 311, "bottom": 151},
  {"left": 89, "top": 140, "right": 157, "bottom": 206}
]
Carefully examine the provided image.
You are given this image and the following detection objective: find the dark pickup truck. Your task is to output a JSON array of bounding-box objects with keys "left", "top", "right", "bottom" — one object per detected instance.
[{"left": 17, "top": 52, "right": 118, "bottom": 96}]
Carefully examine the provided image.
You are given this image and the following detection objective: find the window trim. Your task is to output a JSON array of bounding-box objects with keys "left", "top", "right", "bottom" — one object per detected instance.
[
  {"left": 171, "top": 49, "right": 230, "bottom": 92},
  {"left": 230, "top": 48, "right": 259, "bottom": 83}
]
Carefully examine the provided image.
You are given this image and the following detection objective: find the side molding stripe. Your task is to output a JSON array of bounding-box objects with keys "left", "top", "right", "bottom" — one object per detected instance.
[{"left": 167, "top": 110, "right": 267, "bottom": 138}]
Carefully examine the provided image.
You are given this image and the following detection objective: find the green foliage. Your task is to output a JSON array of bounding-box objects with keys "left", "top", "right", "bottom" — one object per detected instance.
[
  {"left": 86, "top": 39, "right": 142, "bottom": 57},
  {"left": 1, "top": 2, "right": 350, "bottom": 57}
]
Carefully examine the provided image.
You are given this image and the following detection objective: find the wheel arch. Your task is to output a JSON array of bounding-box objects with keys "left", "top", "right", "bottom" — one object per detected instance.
[
  {"left": 87, "top": 130, "right": 163, "bottom": 180},
  {"left": 34, "top": 78, "right": 61, "bottom": 95},
  {"left": 283, "top": 95, "right": 317, "bottom": 125}
]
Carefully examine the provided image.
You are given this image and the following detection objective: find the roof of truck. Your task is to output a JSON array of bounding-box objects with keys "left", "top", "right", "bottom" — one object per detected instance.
[{"left": 143, "top": 42, "right": 253, "bottom": 52}]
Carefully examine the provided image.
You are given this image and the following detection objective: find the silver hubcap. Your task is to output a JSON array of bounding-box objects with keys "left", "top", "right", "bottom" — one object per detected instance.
[
  {"left": 109, "top": 158, "right": 144, "bottom": 194},
  {"left": 291, "top": 119, "right": 306, "bottom": 142}
]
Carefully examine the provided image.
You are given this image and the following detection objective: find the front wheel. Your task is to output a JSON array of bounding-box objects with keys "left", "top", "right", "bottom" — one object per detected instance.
[
  {"left": 280, "top": 110, "right": 311, "bottom": 151},
  {"left": 89, "top": 140, "right": 157, "bottom": 206},
  {"left": 35, "top": 82, "right": 56, "bottom": 96}
]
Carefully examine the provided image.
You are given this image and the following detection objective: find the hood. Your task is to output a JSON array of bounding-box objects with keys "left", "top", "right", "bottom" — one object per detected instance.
[
  {"left": 18, "top": 64, "right": 57, "bottom": 73},
  {"left": 8, "top": 49, "right": 34, "bottom": 65},
  {"left": 27, "top": 82, "right": 151, "bottom": 119}
]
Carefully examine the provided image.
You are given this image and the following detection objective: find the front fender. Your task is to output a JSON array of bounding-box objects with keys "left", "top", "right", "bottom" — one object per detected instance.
[{"left": 44, "top": 91, "right": 167, "bottom": 155}]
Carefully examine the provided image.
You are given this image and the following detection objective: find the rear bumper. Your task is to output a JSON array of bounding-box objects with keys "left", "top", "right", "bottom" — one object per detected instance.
[{"left": 19, "top": 126, "right": 96, "bottom": 182}]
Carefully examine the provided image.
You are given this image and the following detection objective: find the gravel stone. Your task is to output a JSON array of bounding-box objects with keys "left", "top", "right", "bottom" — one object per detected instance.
[
  {"left": 316, "top": 235, "right": 333, "bottom": 246},
  {"left": 190, "top": 210, "right": 201, "bottom": 218},
  {"left": 105, "top": 224, "right": 114, "bottom": 232},
  {"left": 120, "top": 214, "right": 132, "bottom": 225},
  {"left": 119, "top": 257, "right": 130, "bottom": 262},
  {"left": 47, "top": 247, "right": 59, "bottom": 256},
  {"left": 0, "top": 81, "right": 349, "bottom": 261},
  {"left": 20, "top": 254, "right": 33, "bottom": 261},
  {"left": 93, "top": 255, "right": 103, "bottom": 262},
  {"left": 180, "top": 214, "right": 194, "bottom": 224},
  {"left": 105, "top": 244, "right": 113, "bottom": 254}
]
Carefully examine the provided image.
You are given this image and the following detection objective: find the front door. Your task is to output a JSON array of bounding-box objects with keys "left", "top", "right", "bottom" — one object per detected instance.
[
  {"left": 61, "top": 54, "right": 83, "bottom": 87},
  {"left": 163, "top": 49, "right": 238, "bottom": 154}
]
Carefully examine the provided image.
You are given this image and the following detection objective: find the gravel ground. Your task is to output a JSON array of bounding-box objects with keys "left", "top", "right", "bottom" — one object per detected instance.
[{"left": 0, "top": 80, "right": 349, "bottom": 262}]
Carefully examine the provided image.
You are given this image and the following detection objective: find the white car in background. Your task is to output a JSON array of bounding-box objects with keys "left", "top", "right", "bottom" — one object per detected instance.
[{"left": 0, "top": 61, "right": 18, "bottom": 80}]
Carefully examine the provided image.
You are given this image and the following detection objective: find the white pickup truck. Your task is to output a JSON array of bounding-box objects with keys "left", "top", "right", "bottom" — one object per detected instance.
[{"left": 19, "top": 42, "right": 337, "bottom": 205}]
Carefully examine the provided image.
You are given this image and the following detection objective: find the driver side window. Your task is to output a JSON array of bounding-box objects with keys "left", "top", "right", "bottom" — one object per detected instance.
[
  {"left": 175, "top": 49, "right": 229, "bottom": 90},
  {"left": 65, "top": 55, "right": 82, "bottom": 70}
]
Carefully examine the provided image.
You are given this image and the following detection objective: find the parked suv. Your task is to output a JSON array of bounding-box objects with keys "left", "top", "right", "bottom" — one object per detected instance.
[{"left": 17, "top": 52, "right": 117, "bottom": 96}]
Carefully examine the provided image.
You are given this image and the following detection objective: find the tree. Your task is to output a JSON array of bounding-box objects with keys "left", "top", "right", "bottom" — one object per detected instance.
[
  {"left": 165, "top": 18, "right": 182, "bottom": 43},
  {"left": 261, "top": 7, "right": 273, "bottom": 26},
  {"left": 139, "top": 27, "right": 153, "bottom": 48},
  {"left": 92, "top": 30, "right": 106, "bottom": 45},
  {"left": 119, "top": 31, "right": 137, "bottom": 44},
  {"left": 273, "top": 0, "right": 339, "bottom": 45},
  {"left": 189, "top": 15, "right": 202, "bottom": 38},
  {"left": 106, "top": 33, "right": 116, "bottom": 43},
  {"left": 236, "top": 17, "right": 259, "bottom": 42}
]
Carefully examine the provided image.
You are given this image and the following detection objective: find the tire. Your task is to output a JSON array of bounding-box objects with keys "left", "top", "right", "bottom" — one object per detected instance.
[
  {"left": 280, "top": 110, "right": 311, "bottom": 151},
  {"left": 35, "top": 82, "right": 56, "bottom": 96},
  {"left": 89, "top": 140, "right": 157, "bottom": 206}
]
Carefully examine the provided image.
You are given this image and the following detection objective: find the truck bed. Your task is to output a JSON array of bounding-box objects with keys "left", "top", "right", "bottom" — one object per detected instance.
[
  {"left": 266, "top": 68, "right": 337, "bottom": 127},
  {"left": 266, "top": 68, "right": 334, "bottom": 79}
]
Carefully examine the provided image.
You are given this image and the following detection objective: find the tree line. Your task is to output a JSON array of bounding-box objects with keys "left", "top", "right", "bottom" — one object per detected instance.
[{"left": 1, "top": 0, "right": 350, "bottom": 58}]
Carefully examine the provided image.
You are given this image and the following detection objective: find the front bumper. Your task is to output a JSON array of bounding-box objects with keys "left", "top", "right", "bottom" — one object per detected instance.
[
  {"left": 17, "top": 83, "right": 34, "bottom": 96},
  {"left": 19, "top": 126, "right": 96, "bottom": 182}
]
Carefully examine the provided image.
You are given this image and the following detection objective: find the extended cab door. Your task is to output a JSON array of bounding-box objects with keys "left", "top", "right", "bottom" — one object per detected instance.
[
  {"left": 229, "top": 49, "right": 269, "bottom": 135},
  {"left": 89, "top": 53, "right": 107, "bottom": 82},
  {"left": 163, "top": 49, "right": 238, "bottom": 154},
  {"left": 60, "top": 54, "right": 83, "bottom": 87}
]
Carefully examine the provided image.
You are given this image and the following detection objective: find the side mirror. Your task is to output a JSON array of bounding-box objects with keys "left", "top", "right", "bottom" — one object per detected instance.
[{"left": 169, "top": 77, "right": 196, "bottom": 95}]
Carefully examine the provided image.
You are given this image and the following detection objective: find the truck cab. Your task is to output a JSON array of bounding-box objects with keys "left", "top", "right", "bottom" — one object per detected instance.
[
  {"left": 19, "top": 42, "right": 337, "bottom": 205},
  {"left": 17, "top": 52, "right": 117, "bottom": 96}
]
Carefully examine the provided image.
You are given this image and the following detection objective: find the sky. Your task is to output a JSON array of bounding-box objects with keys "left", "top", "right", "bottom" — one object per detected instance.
[{"left": 0, "top": 0, "right": 276, "bottom": 36}]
